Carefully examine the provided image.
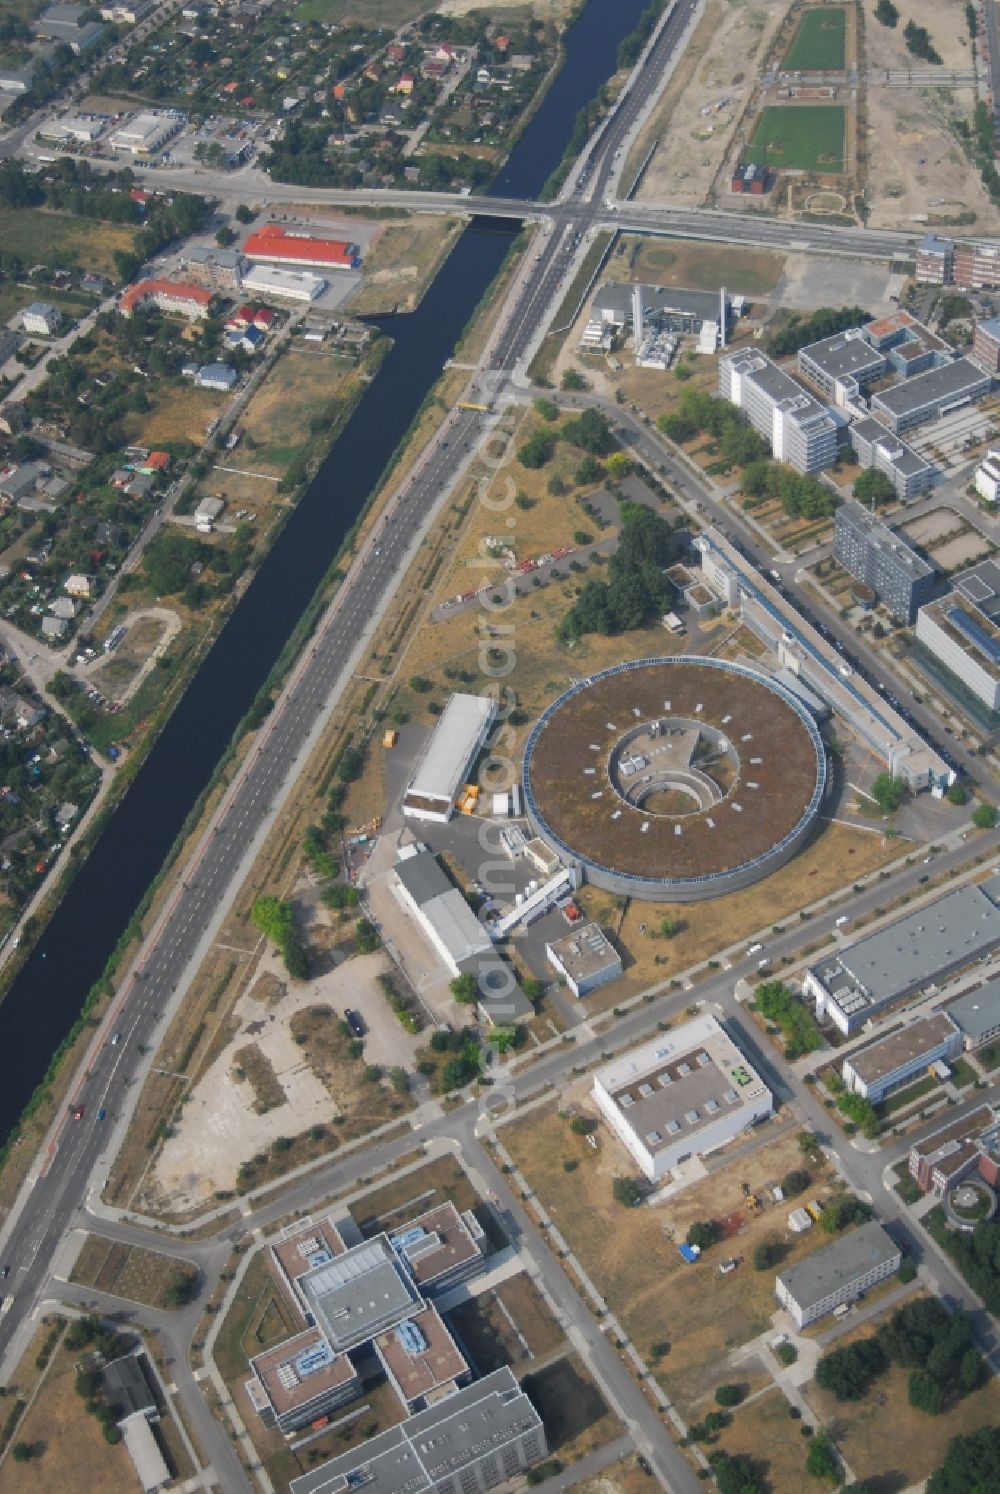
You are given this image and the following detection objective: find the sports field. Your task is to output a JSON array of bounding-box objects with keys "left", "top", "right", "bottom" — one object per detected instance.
[
  {"left": 746, "top": 105, "right": 845, "bottom": 173},
  {"left": 782, "top": 7, "right": 846, "bottom": 70}
]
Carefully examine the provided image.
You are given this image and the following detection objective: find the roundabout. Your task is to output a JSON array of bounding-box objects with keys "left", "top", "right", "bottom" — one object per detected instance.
[{"left": 522, "top": 657, "right": 828, "bottom": 901}]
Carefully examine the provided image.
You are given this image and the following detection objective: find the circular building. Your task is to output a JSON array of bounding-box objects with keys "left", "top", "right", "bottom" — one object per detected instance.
[{"left": 522, "top": 656, "right": 827, "bottom": 902}]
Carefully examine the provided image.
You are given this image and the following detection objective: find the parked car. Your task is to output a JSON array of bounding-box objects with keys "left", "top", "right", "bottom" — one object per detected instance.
[{"left": 345, "top": 1009, "right": 365, "bottom": 1039}]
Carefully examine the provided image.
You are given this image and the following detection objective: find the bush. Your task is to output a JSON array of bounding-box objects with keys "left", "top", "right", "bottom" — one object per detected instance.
[
  {"left": 715, "top": 1384, "right": 746, "bottom": 1407},
  {"left": 569, "top": 1115, "right": 595, "bottom": 1135},
  {"left": 754, "top": 1241, "right": 780, "bottom": 1271},
  {"left": 871, "top": 772, "right": 905, "bottom": 812},
  {"left": 973, "top": 802, "right": 997, "bottom": 829},
  {"left": 805, "top": 1431, "right": 839, "bottom": 1481},
  {"left": 755, "top": 980, "right": 823, "bottom": 1057},
  {"left": 783, "top": 1168, "right": 811, "bottom": 1196},
  {"left": 613, "top": 1176, "right": 643, "bottom": 1207},
  {"left": 776, "top": 1341, "right": 798, "bottom": 1367},
  {"left": 686, "top": 1220, "right": 717, "bottom": 1251}
]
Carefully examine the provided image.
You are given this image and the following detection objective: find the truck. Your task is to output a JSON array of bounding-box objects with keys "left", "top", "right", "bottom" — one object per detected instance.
[{"left": 678, "top": 1242, "right": 701, "bottom": 1264}]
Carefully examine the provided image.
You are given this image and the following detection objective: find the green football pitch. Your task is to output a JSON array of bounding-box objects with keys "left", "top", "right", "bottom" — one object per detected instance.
[
  {"left": 782, "top": 7, "right": 846, "bottom": 70},
  {"left": 746, "top": 105, "right": 845, "bottom": 173}
]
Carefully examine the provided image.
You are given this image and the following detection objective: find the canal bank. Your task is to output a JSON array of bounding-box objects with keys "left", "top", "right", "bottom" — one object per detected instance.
[{"left": 0, "top": 0, "right": 651, "bottom": 1159}]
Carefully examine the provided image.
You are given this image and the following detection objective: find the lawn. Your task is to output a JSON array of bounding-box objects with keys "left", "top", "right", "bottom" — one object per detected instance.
[
  {"left": 349, "top": 1155, "right": 478, "bottom": 1234},
  {"left": 714, "top": 1387, "right": 806, "bottom": 1494},
  {"left": 746, "top": 106, "right": 846, "bottom": 173},
  {"left": 239, "top": 348, "right": 355, "bottom": 474},
  {"left": 781, "top": 8, "right": 846, "bottom": 71},
  {"left": 628, "top": 237, "right": 785, "bottom": 296},
  {"left": 0, "top": 208, "right": 139, "bottom": 279}
]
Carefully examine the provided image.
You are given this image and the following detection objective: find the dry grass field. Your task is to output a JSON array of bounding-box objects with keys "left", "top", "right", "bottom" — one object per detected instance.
[
  {"left": 502, "top": 1107, "right": 840, "bottom": 1416},
  {"left": 713, "top": 1386, "right": 807, "bottom": 1494},
  {"left": 69, "top": 1235, "right": 196, "bottom": 1310},
  {"left": 137, "top": 384, "right": 224, "bottom": 448},
  {"left": 0, "top": 208, "right": 138, "bottom": 279},
  {"left": 350, "top": 215, "right": 463, "bottom": 314},
  {"left": 349, "top": 1155, "right": 479, "bottom": 1233},
  {"left": 0, "top": 1339, "right": 136, "bottom": 1494},
  {"left": 575, "top": 1456, "right": 659, "bottom": 1494},
  {"left": 628, "top": 237, "right": 785, "bottom": 297},
  {"left": 804, "top": 1318, "right": 1000, "bottom": 1488},
  {"left": 239, "top": 349, "right": 356, "bottom": 474}
]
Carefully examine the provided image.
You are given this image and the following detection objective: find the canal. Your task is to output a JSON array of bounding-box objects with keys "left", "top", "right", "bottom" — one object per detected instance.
[{"left": 0, "top": 0, "right": 649, "bottom": 1142}]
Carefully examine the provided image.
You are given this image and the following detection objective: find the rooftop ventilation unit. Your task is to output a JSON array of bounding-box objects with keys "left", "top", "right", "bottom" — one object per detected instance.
[{"left": 397, "top": 1320, "right": 427, "bottom": 1356}]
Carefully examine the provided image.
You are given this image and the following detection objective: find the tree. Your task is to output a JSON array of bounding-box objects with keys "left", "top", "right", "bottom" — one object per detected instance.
[
  {"left": 613, "top": 1176, "right": 643, "bottom": 1207},
  {"left": 769, "top": 307, "right": 872, "bottom": 358},
  {"left": 874, "top": 0, "right": 899, "bottom": 25},
  {"left": 816, "top": 1339, "right": 887, "bottom": 1401},
  {"left": 709, "top": 1452, "right": 765, "bottom": 1494},
  {"left": 798, "top": 1131, "right": 820, "bottom": 1156},
  {"left": 234, "top": 203, "right": 255, "bottom": 224},
  {"left": 909, "top": 1370, "right": 946, "bottom": 1415},
  {"left": 715, "top": 1384, "right": 746, "bottom": 1407},
  {"left": 569, "top": 1115, "right": 595, "bottom": 1135},
  {"left": 534, "top": 397, "right": 558, "bottom": 421},
  {"left": 947, "top": 782, "right": 969, "bottom": 806},
  {"left": 927, "top": 1426, "right": 1000, "bottom": 1493},
  {"left": 440, "top": 1053, "right": 479, "bottom": 1091},
  {"left": 659, "top": 917, "right": 680, "bottom": 939},
  {"left": 450, "top": 972, "right": 479, "bottom": 1004},
  {"left": 355, "top": 919, "right": 380, "bottom": 954},
  {"left": 904, "top": 20, "right": 942, "bottom": 63},
  {"left": 754, "top": 1241, "right": 780, "bottom": 1271},
  {"left": 518, "top": 430, "right": 556, "bottom": 468},
  {"left": 871, "top": 772, "right": 905, "bottom": 813},
  {"left": 164, "top": 1269, "right": 198, "bottom": 1307},
  {"left": 561, "top": 367, "right": 588, "bottom": 391},
  {"left": 215, "top": 225, "right": 237, "bottom": 247},
  {"left": 853, "top": 468, "right": 895, "bottom": 508},
  {"left": 686, "top": 1220, "right": 717, "bottom": 1251},
  {"left": 252, "top": 896, "right": 309, "bottom": 979},
  {"left": 835, "top": 1093, "right": 880, "bottom": 1140},
  {"left": 563, "top": 407, "right": 617, "bottom": 456},
  {"left": 11, "top": 1443, "right": 32, "bottom": 1463},
  {"left": 783, "top": 1168, "right": 811, "bottom": 1196},
  {"left": 76, "top": 1369, "right": 101, "bottom": 1398},
  {"left": 805, "top": 1431, "right": 840, "bottom": 1482},
  {"left": 973, "top": 802, "right": 997, "bottom": 829}
]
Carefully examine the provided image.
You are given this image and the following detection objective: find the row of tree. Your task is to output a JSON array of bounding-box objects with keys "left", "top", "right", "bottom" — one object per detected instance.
[
  {"left": 557, "top": 504, "right": 677, "bottom": 640},
  {"left": 817, "top": 1297, "right": 987, "bottom": 1414}
]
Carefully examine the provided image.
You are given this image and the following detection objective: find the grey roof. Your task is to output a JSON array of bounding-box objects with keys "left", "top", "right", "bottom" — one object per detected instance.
[
  {"left": 919, "top": 234, "right": 952, "bottom": 256},
  {"left": 102, "top": 1351, "right": 157, "bottom": 1419},
  {"left": 289, "top": 1367, "right": 543, "bottom": 1494},
  {"left": 808, "top": 883, "right": 1000, "bottom": 1018},
  {"left": 947, "top": 975, "right": 1000, "bottom": 1043},
  {"left": 0, "top": 463, "right": 44, "bottom": 501},
  {"left": 836, "top": 501, "right": 934, "bottom": 580},
  {"left": 594, "top": 280, "right": 725, "bottom": 326},
  {"left": 843, "top": 1012, "right": 959, "bottom": 1085},
  {"left": 955, "top": 558, "right": 1000, "bottom": 623},
  {"left": 461, "top": 950, "right": 534, "bottom": 1021},
  {"left": 799, "top": 329, "right": 885, "bottom": 382},
  {"left": 187, "top": 245, "right": 243, "bottom": 269},
  {"left": 394, "top": 852, "right": 454, "bottom": 907},
  {"left": 297, "top": 1235, "right": 422, "bottom": 1353},
  {"left": 849, "top": 417, "right": 931, "bottom": 479},
  {"left": 119, "top": 1411, "right": 169, "bottom": 1492},
  {"left": 977, "top": 317, "right": 1000, "bottom": 342},
  {"left": 778, "top": 1222, "right": 900, "bottom": 1312},
  {"left": 724, "top": 348, "right": 838, "bottom": 434},
  {"left": 872, "top": 357, "right": 989, "bottom": 419}
]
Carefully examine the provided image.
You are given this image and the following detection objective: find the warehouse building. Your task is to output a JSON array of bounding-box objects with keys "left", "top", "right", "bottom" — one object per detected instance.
[
  {"left": 393, "top": 852, "right": 493, "bottom": 973},
  {"left": 592, "top": 1014, "right": 772, "bottom": 1182},
  {"left": 916, "top": 558, "right": 1000, "bottom": 712},
  {"left": 244, "top": 224, "right": 361, "bottom": 270},
  {"left": 288, "top": 1367, "right": 547, "bottom": 1494},
  {"left": 110, "top": 111, "right": 182, "bottom": 154},
  {"left": 775, "top": 1222, "right": 901, "bottom": 1328},
  {"left": 870, "top": 357, "right": 990, "bottom": 434},
  {"left": 797, "top": 328, "right": 886, "bottom": 406},
  {"left": 240, "top": 264, "right": 327, "bottom": 302},
  {"left": 834, "top": 501, "right": 936, "bottom": 623},
  {"left": 848, "top": 417, "right": 933, "bottom": 502},
  {"left": 402, "top": 693, "right": 495, "bottom": 822},
  {"left": 946, "top": 976, "right": 1000, "bottom": 1049},
  {"left": 545, "top": 923, "right": 622, "bottom": 997},
  {"left": 803, "top": 881, "right": 1000, "bottom": 1035},
  {"left": 718, "top": 348, "right": 841, "bottom": 473},
  {"left": 841, "top": 1012, "right": 962, "bottom": 1103}
]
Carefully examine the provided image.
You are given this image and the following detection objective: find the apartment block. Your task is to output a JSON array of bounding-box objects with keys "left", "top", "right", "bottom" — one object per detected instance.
[
  {"left": 719, "top": 348, "right": 840, "bottom": 473},
  {"left": 834, "top": 501, "right": 935, "bottom": 623}
]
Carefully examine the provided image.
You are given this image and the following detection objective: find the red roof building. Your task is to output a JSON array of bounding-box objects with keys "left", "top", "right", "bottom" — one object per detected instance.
[
  {"left": 242, "top": 224, "right": 360, "bottom": 271},
  {"left": 118, "top": 279, "right": 213, "bottom": 319}
]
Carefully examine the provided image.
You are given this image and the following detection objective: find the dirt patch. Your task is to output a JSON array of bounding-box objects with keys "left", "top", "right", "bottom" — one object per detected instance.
[
  {"left": 927, "top": 531, "right": 994, "bottom": 573},
  {"left": 233, "top": 1044, "right": 286, "bottom": 1113},
  {"left": 522, "top": 1354, "right": 622, "bottom": 1460},
  {"left": 630, "top": 0, "right": 790, "bottom": 208}
]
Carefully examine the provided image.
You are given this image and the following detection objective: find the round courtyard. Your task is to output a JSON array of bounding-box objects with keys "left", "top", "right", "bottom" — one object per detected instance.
[{"left": 522, "top": 656, "right": 828, "bottom": 901}]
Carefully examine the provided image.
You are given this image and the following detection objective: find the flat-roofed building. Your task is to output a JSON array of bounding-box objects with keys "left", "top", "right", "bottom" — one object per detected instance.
[
  {"left": 545, "top": 923, "right": 622, "bottom": 997},
  {"left": 244, "top": 225, "right": 360, "bottom": 271},
  {"left": 841, "top": 1012, "right": 962, "bottom": 1103},
  {"left": 803, "top": 882, "right": 1000, "bottom": 1035},
  {"left": 119, "top": 1411, "right": 170, "bottom": 1493},
  {"left": 592, "top": 1013, "right": 772, "bottom": 1182},
  {"left": 403, "top": 693, "right": 496, "bottom": 822},
  {"left": 251, "top": 1328, "right": 360, "bottom": 1434},
  {"left": 392, "top": 852, "right": 494, "bottom": 976},
  {"left": 272, "top": 1217, "right": 345, "bottom": 1297},
  {"left": 953, "top": 241, "right": 1000, "bottom": 291},
  {"left": 849, "top": 417, "right": 933, "bottom": 502},
  {"left": 111, "top": 111, "right": 182, "bottom": 155},
  {"left": 775, "top": 1222, "right": 901, "bottom": 1328},
  {"left": 240, "top": 265, "right": 327, "bottom": 302},
  {"left": 183, "top": 244, "right": 246, "bottom": 291},
  {"left": 947, "top": 975, "right": 1000, "bottom": 1049},
  {"left": 870, "top": 357, "right": 990, "bottom": 434},
  {"left": 102, "top": 1350, "right": 157, "bottom": 1419},
  {"left": 834, "top": 501, "right": 935, "bottom": 624},
  {"left": 719, "top": 348, "right": 841, "bottom": 473},
  {"left": 373, "top": 1306, "right": 470, "bottom": 1412},
  {"left": 297, "top": 1236, "right": 423, "bottom": 1354},
  {"left": 390, "top": 1201, "right": 486, "bottom": 1296},
  {"left": 916, "top": 234, "right": 953, "bottom": 285},
  {"left": 288, "top": 1366, "right": 546, "bottom": 1494},
  {"left": 916, "top": 558, "right": 1000, "bottom": 711},
  {"left": 798, "top": 329, "right": 886, "bottom": 406},
  {"left": 975, "top": 449, "right": 1000, "bottom": 504},
  {"left": 973, "top": 317, "right": 1000, "bottom": 375},
  {"left": 909, "top": 1104, "right": 999, "bottom": 1192}
]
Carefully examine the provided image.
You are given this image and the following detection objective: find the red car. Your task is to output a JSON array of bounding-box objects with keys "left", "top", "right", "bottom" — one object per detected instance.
[{"left": 72, "top": 1106, "right": 85, "bottom": 1121}]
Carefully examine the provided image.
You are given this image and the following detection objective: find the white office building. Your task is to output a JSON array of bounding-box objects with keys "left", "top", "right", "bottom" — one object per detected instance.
[
  {"left": 545, "top": 924, "right": 622, "bottom": 997},
  {"left": 976, "top": 450, "right": 1000, "bottom": 504},
  {"left": 241, "top": 265, "right": 327, "bottom": 303},
  {"left": 776, "top": 1222, "right": 901, "bottom": 1328},
  {"left": 841, "top": 1012, "right": 962, "bottom": 1103},
  {"left": 916, "top": 558, "right": 1000, "bottom": 712},
  {"left": 592, "top": 1014, "right": 772, "bottom": 1182},
  {"left": 719, "top": 348, "right": 841, "bottom": 473}
]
